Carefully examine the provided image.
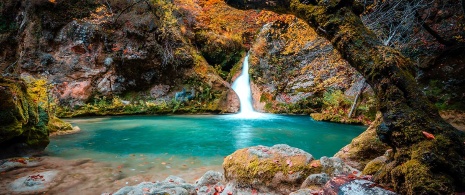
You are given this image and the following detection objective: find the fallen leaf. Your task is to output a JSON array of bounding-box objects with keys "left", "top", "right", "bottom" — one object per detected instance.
[{"left": 422, "top": 131, "right": 435, "bottom": 140}]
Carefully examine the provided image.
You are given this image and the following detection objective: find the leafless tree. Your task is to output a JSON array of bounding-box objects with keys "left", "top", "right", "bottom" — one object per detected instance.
[{"left": 361, "top": 0, "right": 432, "bottom": 47}]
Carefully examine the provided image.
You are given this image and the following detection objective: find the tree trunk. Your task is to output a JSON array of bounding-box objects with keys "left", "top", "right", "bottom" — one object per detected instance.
[{"left": 226, "top": 0, "right": 465, "bottom": 194}]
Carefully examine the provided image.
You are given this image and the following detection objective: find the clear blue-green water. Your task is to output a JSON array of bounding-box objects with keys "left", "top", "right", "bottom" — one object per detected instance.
[{"left": 45, "top": 114, "right": 365, "bottom": 178}]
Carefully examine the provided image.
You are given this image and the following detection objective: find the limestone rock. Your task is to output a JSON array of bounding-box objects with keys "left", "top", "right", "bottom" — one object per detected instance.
[
  {"left": 322, "top": 176, "right": 396, "bottom": 195},
  {"left": 10, "top": 170, "right": 59, "bottom": 193},
  {"left": 223, "top": 144, "right": 317, "bottom": 194},
  {"left": 196, "top": 171, "right": 224, "bottom": 187},
  {"left": 219, "top": 89, "right": 240, "bottom": 113},
  {"left": 0, "top": 157, "right": 40, "bottom": 172},
  {"left": 320, "top": 156, "right": 356, "bottom": 176},
  {"left": 113, "top": 176, "right": 196, "bottom": 195},
  {"left": 300, "top": 173, "right": 330, "bottom": 189}
]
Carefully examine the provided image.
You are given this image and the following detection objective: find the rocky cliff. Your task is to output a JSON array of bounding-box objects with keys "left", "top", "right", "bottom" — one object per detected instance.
[
  {"left": 0, "top": 0, "right": 240, "bottom": 116},
  {"left": 248, "top": 17, "right": 376, "bottom": 124}
]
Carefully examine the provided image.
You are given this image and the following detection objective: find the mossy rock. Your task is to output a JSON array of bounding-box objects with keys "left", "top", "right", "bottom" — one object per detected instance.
[
  {"left": 47, "top": 117, "right": 73, "bottom": 133},
  {"left": 362, "top": 155, "right": 387, "bottom": 175},
  {"left": 223, "top": 144, "right": 321, "bottom": 194},
  {"left": 334, "top": 113, "right": 389, "bottom": 170},
  {"left": 0, "top": 76, "right": 50, "bottom": 158}
]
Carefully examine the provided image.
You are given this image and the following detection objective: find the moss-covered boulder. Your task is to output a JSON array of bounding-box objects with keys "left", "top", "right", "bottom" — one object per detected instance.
[
  {"left": 0, "top": 77, "right": 49, "bottom": 159},
  {"left": 47, "top": 116, "right": 73, "bottom": 134},
  {"left": 223, "top": 144, "right": 362, "bottom": 194},
  {"left": 223, "top": 144, "right": 318, "bottom": 194},
  {"left": 334, "top": 113, "right": 389, "bottom": 170}
]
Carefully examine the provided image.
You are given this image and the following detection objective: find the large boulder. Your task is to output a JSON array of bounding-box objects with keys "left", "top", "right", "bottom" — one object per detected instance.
[
  {"left": 223, "top": 144, "right": 319, "bottom": 194},
  {"left": 0, "top": 77, "right": 50, "bottom": 159}
]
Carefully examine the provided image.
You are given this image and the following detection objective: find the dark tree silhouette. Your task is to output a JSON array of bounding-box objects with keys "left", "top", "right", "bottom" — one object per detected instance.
[{"left": 225, "top": 0, "right": 465, "bottom": 194}]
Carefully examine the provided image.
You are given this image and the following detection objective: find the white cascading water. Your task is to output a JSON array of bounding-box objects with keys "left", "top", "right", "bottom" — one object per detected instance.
[{"left": 231, "top": 54, "right": 263, "bottom": 118}]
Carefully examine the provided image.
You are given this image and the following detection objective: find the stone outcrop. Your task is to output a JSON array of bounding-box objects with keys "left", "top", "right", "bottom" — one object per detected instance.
[{"left": 0, "top": 77, "right": 50, "bottom": 158}]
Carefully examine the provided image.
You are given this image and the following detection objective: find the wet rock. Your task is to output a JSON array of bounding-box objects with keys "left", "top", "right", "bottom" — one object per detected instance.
[
  {"left": 223, "top": 144, "right": 316, "bottom": 194},
  {"left": 0, "top": 157, "right": 40, "bottom": 172},
  {"left": 10, "top": 170, "right": 59, "bottom": 193},
  {"left": 48, "top": 116, "right": 73, "bottom": 133},
  {"left": 113, "top": 176, "right": 195, "bottom": 195},
  {"left": 322, "top": 176, "right": 396, "bottom": 195},
  {"left": 300, "top": 173, "right": 330, "bottom": 189}
]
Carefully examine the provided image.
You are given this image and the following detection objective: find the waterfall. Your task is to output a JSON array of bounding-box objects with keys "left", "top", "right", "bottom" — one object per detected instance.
[{"left": 232, "top": 54, "right": 261, "bottom": 117}]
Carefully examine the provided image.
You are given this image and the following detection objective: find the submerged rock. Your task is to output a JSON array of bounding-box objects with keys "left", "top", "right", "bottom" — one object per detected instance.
[
  {"left": 10, "top": 170, "right": 59, "bottom": 193},
  {"left": 113, "top": 175, "right": 196, "bottom": 195},
  {"left": 0, "top": 157, "right": 41, "bottom": 172}
]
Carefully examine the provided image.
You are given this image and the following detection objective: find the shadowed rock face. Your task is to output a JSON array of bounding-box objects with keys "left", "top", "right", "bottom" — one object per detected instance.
[
  {"left": 0, "top": 77, "right": 49, "bottom": 159},
  {"left": 226, "top": 0, "right": 465, "bottom": 194}
]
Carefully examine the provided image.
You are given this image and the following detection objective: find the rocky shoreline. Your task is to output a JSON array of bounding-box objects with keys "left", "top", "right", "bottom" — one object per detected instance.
[{"left": 0, "top": 144, "right": 395, "bottom": 195}]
